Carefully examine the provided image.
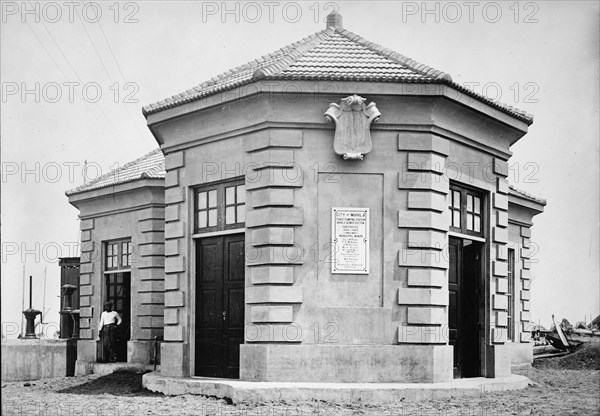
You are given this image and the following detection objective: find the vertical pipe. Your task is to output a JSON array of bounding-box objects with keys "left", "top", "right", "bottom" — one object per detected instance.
[
  {"left": 29, "top": 275, "right": 32, "bottom": 309},
  {"left": 21, "top": 266, "right": 25, "bottom": 337},
  {"left": 42, "top": 268, "right": 47, "bottom": 324}
]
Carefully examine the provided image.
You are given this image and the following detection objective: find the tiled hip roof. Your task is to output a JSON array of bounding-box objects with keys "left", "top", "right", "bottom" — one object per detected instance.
[
  {"left": 142, "top": 23, "right": 532, "bottom": 125},
  {"left": 65, "top": 149, "right": 165, "bottom": 196}
]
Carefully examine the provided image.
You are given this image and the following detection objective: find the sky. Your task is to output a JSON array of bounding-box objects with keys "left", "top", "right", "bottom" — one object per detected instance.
[{"left": 1, "top": 1, "right": 598, "bottom": 337}]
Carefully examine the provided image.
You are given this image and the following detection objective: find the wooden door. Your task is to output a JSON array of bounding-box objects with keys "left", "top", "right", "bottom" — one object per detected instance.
[
  {"left": 448, "top": 237, "right": 481, "bottom": 378},
  {"left": 195, "top": 234, "right": 245, "bottom": 378},
  {"left": 448, "top": 237, "right": 461, "bottom": 377}
]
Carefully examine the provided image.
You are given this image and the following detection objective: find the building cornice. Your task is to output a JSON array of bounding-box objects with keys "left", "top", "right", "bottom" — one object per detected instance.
[
  {"left": 67, "top": 178, "right": 164, "bottom": 205},
  {"left": 146, "top": 82, "right": 530, "bottom": 136}
]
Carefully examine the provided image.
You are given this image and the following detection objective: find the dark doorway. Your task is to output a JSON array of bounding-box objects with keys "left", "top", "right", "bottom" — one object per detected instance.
[
  {"left": 101, "top": 272, "right": 131, "bottom": 362},
  {"left": 195, "top": 233, "right": 245, "bottom": 378},
  {"left": 448, "top": 237, "right": 482, "bottom": 378}
]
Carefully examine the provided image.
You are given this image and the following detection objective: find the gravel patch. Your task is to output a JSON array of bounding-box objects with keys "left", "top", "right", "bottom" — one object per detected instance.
[{"left": 2, "top": 346, "right": 599, "bottom": 415}]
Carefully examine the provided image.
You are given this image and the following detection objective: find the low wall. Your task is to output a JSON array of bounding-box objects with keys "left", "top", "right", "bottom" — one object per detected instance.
[
  {"left": 508, "top": 342, "right": 533, "bottom": 366},
  {"left": 1, "top": 339, "right": 77, "bottom": 381}
]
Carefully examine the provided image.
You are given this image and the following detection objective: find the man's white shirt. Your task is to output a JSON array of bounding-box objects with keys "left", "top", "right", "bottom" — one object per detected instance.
[{"left": 98, "top": 310, "right": 122, "bottom": 331}]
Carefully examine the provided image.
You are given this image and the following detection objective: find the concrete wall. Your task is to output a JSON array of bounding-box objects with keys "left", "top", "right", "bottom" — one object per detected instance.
[
  {"left": 150, "top": 87, "right": 534, "bottom": 382},
  {"left": 68, "top": 180, "right": 165, "bottom": 366},
  {"left": 2, "top": 339, "right": 76, "bottom": 381}
]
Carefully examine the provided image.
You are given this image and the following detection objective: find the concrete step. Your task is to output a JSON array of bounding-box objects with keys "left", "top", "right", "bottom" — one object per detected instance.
[{"left": 142, "top": 372, "right": 531, "bottom": 403}]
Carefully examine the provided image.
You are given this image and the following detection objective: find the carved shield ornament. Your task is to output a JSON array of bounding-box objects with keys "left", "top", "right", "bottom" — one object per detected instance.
[{"left": 324, "top": 94, "right": 381, "bottom": 160}]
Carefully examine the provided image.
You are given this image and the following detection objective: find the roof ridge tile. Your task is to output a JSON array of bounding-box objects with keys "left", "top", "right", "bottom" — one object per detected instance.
[
  {"left": 252, "top": 30, "right": 332, "bottom": 79},
  {"left": 336, "top": 28, "right": 452, "bottom": 82}
]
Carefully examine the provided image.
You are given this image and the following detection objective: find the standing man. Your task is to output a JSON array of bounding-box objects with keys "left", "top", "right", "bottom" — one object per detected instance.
[{"left": 98, "top": 301, "right": 122, "bottom": 362}]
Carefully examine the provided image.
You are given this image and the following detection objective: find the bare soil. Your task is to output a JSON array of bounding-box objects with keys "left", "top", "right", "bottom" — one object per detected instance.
[
  {"left": 2, "top": 343, "right": 599, "bottom": 415},
  {"left": 533, "top": 341, "right": 600, "bottom": 371}
]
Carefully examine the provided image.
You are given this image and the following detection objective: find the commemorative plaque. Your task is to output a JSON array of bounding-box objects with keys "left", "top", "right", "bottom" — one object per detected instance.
[{"left": 331, "top": 207, "right": 369, "bottom": 274}]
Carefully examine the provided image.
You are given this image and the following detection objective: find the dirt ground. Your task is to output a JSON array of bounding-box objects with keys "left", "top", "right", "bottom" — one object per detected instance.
[
  {"left": 2, "top": 343, "right": 599, "bottom": 415},
  {"left": 533, "top": 341, "right": 600, "bottom": 371}
]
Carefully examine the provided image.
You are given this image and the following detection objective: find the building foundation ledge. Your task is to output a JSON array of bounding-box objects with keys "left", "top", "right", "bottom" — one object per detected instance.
[{"left": 142, "top": 372, "right": 531, "bottom": 403}]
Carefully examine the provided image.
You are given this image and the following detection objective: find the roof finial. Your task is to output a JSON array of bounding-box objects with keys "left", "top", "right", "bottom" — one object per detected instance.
[{"left": 326, "top": 12, "right": 343, "bottom": 30}]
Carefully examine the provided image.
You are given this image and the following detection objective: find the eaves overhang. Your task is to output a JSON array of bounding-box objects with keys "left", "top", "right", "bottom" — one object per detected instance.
[
  {"left": 144, "top": 80, "right": 531, "bottom": 148},
  {"left": 508, "top": 185, "right": 546, "bottom": 215},
  {"left": 67, "top": 177, "right": 165, "bottom": 206}
]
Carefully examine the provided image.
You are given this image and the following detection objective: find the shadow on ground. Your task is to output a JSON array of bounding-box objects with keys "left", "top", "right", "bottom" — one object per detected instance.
[{"left": 57, "top": 370, "right": 161, "bottom": 397}]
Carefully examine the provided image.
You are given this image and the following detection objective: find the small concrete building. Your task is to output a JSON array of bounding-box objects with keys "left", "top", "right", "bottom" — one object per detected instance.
[
  {"left": 67, "top": 14, "right": 545, "bottom": 384},
  {"left": 66, "top": 150, "right": 166, "bottom": 365}
]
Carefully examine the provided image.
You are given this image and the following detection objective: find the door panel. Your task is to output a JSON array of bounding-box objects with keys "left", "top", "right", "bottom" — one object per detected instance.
[
  {"left": 448, "top": 238, "right": 461, "bottom": 378},
  {"left": 195, "top": 237, "right": 223, "bottom": 377},
  {"left": 227, "top": 289, "right": 245, "bottom": 327},
  {"left": 462, "top": 242, "right": 482, "bottom": 377},
  {"left": 448, "top": 237, "right": 482, "bottom": 378},
  {"left": 227, "top": 239, "right": 245, "bottom": 282},
  {"left": 195, "top": 233, "right": 245, "bottom": 378}
]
